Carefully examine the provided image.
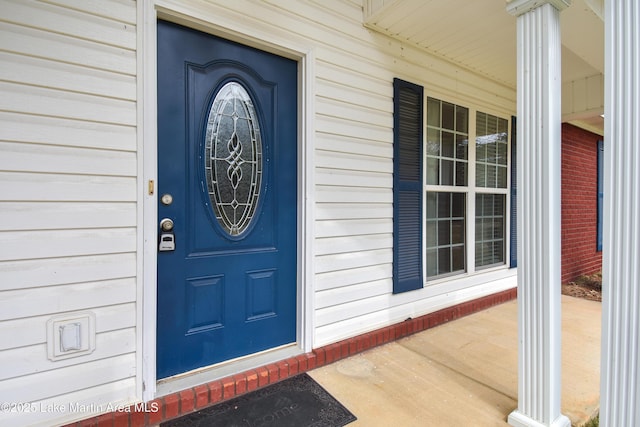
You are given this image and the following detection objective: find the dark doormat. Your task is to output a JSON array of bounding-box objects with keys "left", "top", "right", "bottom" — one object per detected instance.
[{"left": 161, "top": 373, "right": 357, "bottom": 427}]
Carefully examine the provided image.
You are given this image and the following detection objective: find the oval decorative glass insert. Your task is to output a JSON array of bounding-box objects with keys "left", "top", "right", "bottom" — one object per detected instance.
[{"left": 204, "top": 82, "right": 262, "bottom": 236}]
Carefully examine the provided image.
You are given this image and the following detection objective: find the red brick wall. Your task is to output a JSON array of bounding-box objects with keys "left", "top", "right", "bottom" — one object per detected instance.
[{"left": 561, "top": 123, "right": 603, "bottom": 284}]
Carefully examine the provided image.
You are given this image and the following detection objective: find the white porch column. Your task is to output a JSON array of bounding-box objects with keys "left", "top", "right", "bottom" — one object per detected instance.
[
  {"left": 600, "top": 1, "right": 640, "bottom": 426},
  {"left": 506, "top": 1, "right": 570, "bottom": 427}
]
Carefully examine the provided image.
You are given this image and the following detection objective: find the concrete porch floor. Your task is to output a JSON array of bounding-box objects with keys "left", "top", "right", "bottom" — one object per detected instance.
[{"left": 309, "top": 295, "right": 601, "bottom": 427}]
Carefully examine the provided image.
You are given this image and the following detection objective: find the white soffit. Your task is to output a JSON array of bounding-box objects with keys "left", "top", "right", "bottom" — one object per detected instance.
[
  {"left": 364, "top": 0, "right": 603, "bottom": 87},
  {"left": 364, "top": 0, "right": 604, "bottom": 133},
  {"left": 364, "top": 0, "right": 519, "bottom": 88}
]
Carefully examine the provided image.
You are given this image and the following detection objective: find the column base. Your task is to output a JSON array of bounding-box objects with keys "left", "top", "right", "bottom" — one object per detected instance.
[{"left": 508, "top": 411, "right": 571, "bottom": 427}]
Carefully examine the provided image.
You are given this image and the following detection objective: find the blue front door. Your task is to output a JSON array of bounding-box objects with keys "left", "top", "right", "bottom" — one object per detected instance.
[{"left": 156, "top": 21, "right": 298, "bottom": 379}]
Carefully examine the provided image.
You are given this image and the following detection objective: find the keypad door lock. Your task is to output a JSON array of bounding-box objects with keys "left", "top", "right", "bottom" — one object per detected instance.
[{"left": 158, "top": 218, "right": 175, "bottom": 252}]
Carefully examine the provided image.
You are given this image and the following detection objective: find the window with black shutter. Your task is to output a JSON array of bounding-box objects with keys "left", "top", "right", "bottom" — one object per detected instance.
[
  {"left": 393, "top": 78, "right": 424, "bottom": 293},
  {"left": 392, "top": 78, "right": 514, "bottom": 293}
]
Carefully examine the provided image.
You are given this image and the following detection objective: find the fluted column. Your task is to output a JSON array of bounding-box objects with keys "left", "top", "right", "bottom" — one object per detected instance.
[
  {"left": 506, "top": 1, "right": 570, "bottom": 426},
  {"left": 600, "top": 2, "right": 640, "bottom": 426}
]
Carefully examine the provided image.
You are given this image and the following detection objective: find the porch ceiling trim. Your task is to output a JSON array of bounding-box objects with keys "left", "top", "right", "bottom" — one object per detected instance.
[{"left": 506, "top": 0, "right": 571, "bottom": 16}]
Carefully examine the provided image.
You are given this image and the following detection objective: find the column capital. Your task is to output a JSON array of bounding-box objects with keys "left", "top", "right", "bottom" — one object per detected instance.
[{"left": 507, "top": 0, "right": 571, "bottom": 17}]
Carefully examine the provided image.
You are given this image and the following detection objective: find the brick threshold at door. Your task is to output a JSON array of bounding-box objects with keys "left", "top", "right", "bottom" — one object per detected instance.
[{"left": 62, "top": 288, "right": 517, "bottom": 427}]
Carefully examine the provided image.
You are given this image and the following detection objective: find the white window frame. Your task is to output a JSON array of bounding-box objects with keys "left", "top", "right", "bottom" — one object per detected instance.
[{"left": 423, "top": 96, "right": 512, "bottom": 283}]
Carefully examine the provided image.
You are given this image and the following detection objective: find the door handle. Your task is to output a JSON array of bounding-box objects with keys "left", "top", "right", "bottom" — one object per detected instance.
[{"left": 160, "top": 218, "right": 174, "bottom": 232}]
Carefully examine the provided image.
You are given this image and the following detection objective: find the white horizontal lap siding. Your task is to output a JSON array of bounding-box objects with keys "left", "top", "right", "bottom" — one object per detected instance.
[
  {"left": 0, "top": 303, "right": 136, "bottom": 351},
  {"left": 190, "top": 0, "right": 516, "bottom": 348},
  {"left": 245, "top": 1, "right": 516, "bottom": 347},
  {"left": 309, "top": 3, "right": 396, "bottom": 344},
  {"left": 0, "top": 0, "right": 138, "bottom": 426},
  {"left": 218, "top": 0, "right": 402, "bottom": 341}
]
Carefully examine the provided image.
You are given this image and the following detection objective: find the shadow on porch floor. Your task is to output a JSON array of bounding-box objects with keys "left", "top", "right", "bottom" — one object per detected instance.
[{"left": 310, "top": 295, "right": 601, "bottom": 427}]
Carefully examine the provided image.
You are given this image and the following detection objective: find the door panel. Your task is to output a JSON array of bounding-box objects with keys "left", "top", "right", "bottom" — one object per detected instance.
[{"left": 156, "top": 21, "right": 298, "bottom": 379}]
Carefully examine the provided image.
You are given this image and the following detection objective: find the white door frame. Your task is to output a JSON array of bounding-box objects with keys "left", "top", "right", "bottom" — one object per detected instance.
[{"left": 137, "top": 0, "right": 315, "bottom": 401}]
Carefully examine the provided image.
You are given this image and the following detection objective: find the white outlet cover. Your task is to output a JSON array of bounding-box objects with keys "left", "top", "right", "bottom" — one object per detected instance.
[
  {"left": 46, "top": 312, "right": 96, "bottom": 361},
  {"left": 60, "top": 322, "right": 81, "bottom": 351}
]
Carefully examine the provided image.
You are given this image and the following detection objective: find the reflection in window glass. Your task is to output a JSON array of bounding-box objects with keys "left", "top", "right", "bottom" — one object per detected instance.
[{"left": 476, "top": 112, "right": 508, "bottom": 188}]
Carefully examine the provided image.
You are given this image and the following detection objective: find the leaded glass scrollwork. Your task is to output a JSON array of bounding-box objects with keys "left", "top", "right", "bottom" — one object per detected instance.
[{"left": 205, "top": 82, "right": 262, "bottom": 236}]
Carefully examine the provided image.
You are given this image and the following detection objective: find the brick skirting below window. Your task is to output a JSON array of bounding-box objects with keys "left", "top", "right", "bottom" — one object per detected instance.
[{"left": 63, "top": 287, "right": 517, "bottom": 427}]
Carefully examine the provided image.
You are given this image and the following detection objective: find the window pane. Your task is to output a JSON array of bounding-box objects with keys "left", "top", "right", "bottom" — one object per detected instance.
[
  {"left": 426, "top": 191, "right": 466, "bottom": 279},
  {"left": 476, "top": 141, "right": 487, "bottom": 162},
  {"left": 498, "top": 142, "right": 508, "bottom": 165},
  {"left": 452, "top": 246, "right": 465, "bottom": 271},
  {"left": 441, "top": 159, "right": 454, "bottom": 185},
  {"left": 426, "top": 157, "right": 439, "bottom": 185},
  {"left": 476, "top": 163, "right": 486, "bottom": 187},
  {"left": 483, "top": 218, "right": 493, "bottom": 240},
  {"left": 452, "top": 193, "right": 465, "bottom": 217},
  {"left": 486, "top": 165, "right": 497, "bottom": 187},
  {"left": 442, "top": 102, "right": 455, "bottom": 130},
  {"left": 498, "top": 167, "right": 507, "bottom": 188},
  {"left": 438, "top": 247, "right": 451, "bottom": 274},
  {"left": 424, "top": 96, "right": 487, "bottom": 281},
  {"left": 477, "top": 111, "right": 487, "bottom": 131},
  {"left": 427, "top": 98, "right": 440, "bottom": 127},
  {"left": 426, "top": 220, "right": 437, "bottom": 247},
  {"left": 483, "top": 194, "right": 494, "bottom": 215},
  {"left": 452, "top": 220, "right": 464, "bottom": 244},
  {"left": 498, "top": 115, "right": 508, "bottom": 135},
  {"left": 475, "top": 217, "right": 483, "bottom": 240},
  {"left": 456, "top": 134, "right": 468, "bottom": 160},
  {"left": 493, "top": 195, "right": 504, "bottom": 215},
  {"left": 487, "top": 114, "right": 497, "bottom": 135},
  {"left": 427, "top": 128, "right": 440, "bottom": 155},
  {"left": 438, "top": 192, "right": 450, "bottom": 218},
  {"left": 456, "top": 106, "right": 468, "bottom": 134},
  {"left": 442, "top": 131, "right": 454, "bottom": 157},
  {"left": 426, "top": 192, "right": 437, "bottom": 218},
  {"left": 494, "top": 217, "right": 504, "bottom": 239},
  {"left": 426, "top": 97, "right": 469, "bottom": 188},
  {"left": 438, "top": 220, "right": 451, "bottom": 245},
  {"left": 455, "top": 161, "right": 467, "bottom": 187},
  {"left": 475, "top": 242, "right": 483, "bottom": 267},
  {"left": 427, "top": 248, "right": 438, "bottom": 277},
  {"left": 475, "top": 194, "right": 506, "bottom": 268},
  {"left": 494, "top": 241, "right": 504, "bottom": 262},
  {"left": 487, "top": 142, "right": 497, "bottom": 164},
  {"left": 476, "top": 111, "right": 509, "bottom": 188}
]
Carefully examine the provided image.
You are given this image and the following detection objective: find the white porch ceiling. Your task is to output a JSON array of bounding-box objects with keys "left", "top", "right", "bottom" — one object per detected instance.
[{"left": 364, "top": 0, "right": 604, "bottom": 134}]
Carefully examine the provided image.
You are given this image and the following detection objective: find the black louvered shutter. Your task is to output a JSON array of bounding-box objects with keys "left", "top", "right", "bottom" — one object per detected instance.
[
  {"left": 510, "top": 116, "right": 517, "bottom": 268},
  {"left": 393, "top": 78, "right": 424, "bottom": 293}
]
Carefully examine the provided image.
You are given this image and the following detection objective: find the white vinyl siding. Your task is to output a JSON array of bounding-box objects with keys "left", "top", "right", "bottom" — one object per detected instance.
[
  {"left": 1, "top": 0, "right": 518, "bottom": 425},
  {"left": 243, "top": 0, "right": 517, "bottom": 346},
  {"left": 0, "top": 0, "right": 138, "bottom": 426}
]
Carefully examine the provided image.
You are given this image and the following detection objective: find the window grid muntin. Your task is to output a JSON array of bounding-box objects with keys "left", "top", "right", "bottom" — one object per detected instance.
[
  {"left": 476, "top": 111, "right": 508, "bottom": 189},
  {"left": 475, "top": 193, "right": 506, "bottom": 268},
  {"left": 426, "top": 97, "right": 469, "bottom": 187},
  {"left": 426, "top": 191, "right": 466, "bottom": 278},
  {"left": 424, "top": 96, "right": 511, "bottom": 282}
]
